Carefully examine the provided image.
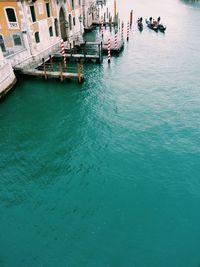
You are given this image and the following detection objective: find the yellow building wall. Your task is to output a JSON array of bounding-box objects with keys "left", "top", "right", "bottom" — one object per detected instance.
[{"left": 0, "top": 1, "right": 22, "bottom": 48}]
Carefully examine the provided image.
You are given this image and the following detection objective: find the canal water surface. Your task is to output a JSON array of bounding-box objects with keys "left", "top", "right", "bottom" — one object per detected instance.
[{"left": 1, "top": 0, "right": 200, "bottom": 266}]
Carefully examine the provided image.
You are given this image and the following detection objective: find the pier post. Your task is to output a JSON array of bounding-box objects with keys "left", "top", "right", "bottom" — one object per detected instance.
[
  {"left": 70, "top": 43, "right": 72, "bottom": 58},
  {"left": 130, "top": 10, "right": 133, "bottom": 28},
  {"left": 49, "top": 55, "right": 53, "bottom": 71},
  {"left": 59, "top": 62, "right": 63, "bottom": 81},
  {"left": 77, "top": 61, "right": 81, "bottom": 83},
  {"left": 115, "top": 29, "right": 118, "bottom": 49},
  {"left": 42, "top": 58, "right": 47, "bottom": 80},
  {"left": 101, "top": 16, "right": 104, "bottom": 38},
  {"left": 108, "top": 36, "right": 111, "bottom": 64},
  {"left": 121, "top": 21, "right": 124, "bottom": 40},
  {"left": 114, "top": 0, "right": 117, "bottom": 20},
  {"left": 127, "top": 22, "right": 130, "bottom": 41}
]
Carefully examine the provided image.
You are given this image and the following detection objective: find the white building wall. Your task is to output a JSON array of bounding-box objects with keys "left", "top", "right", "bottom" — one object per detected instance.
[{"left": 0, "top": 49, "right": 16, "bottom": 98}]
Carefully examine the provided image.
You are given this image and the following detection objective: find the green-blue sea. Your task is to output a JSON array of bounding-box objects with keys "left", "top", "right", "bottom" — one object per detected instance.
[{"left": 1, "top": 0, "right": 200, "bottom": 266}]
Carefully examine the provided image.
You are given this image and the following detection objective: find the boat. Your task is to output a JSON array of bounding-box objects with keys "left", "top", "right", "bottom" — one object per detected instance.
[
  {"left": 145, "top": 19, "right": 158, "bottom": 31},
  {"left": 158, "top": 24, "right": 166, "bottom": 32}
]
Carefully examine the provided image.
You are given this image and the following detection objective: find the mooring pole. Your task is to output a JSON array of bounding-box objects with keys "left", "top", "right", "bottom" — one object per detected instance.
[
  {"left": 108, "top": 36, "right": 111, "bottom": 64},
  {"left": 114, "top": 0, "right": 117, "bottom": 20},
  {"left": 121, "top": 21, "right": 124, "bottom": 40},
  {"left": 42, "top": 58, "right": 47, "bottom": 80},
  {"left": 59, "top": 62, "right": 63, "bottom": 81},
  {"left": 127, "top": 22, "right": 130, "bottom": 41},
  {"left": 49, "top": 55, "right": 53, "bottom": 71},
  {"left": 115, "top": 29, "right": 118, "bottom": 49},
  {"left": 130, "top": 10, "right": 133, "bottom": 28},
  {"left": 77, "top": 61, "right": 81, "bottom": 83}
]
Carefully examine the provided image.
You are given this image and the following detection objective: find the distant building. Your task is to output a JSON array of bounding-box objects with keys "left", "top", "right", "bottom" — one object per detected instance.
[{"left": 82, "top": 0, "right": 98, "bottom": 30}]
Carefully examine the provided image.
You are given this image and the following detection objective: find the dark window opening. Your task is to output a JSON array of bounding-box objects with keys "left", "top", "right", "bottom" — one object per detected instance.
[
  {"left": 69, "top": 14, "right": 72, "bottom": 30},
  {"left": 35, "top": 32, "right": 40, "bottom": 43},
  {"left": 13, "top": 34, "right": 22, "bottom": 46},
  {"left": 5, "top": 8, "right": 17, "bottom": 22},
  {"left": 46, "top": 3, "right": 51, "bottom": 17},
  {"left": 30, "top": 5, "right": 36, "bottom": 22},
  {"left": 49, "top": 26, "right": 53, "bottom": 37},
  {"left": 71, "top": 0, "right": 75, "bottom": 10}
]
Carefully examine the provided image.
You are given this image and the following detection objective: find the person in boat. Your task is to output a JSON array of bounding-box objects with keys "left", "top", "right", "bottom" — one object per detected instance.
[
  {"left": 153, "top": 20, "right": 157, "bottom": 26},
  {"left": 158, "top": 17, "right": 161, "bottom": 23}
]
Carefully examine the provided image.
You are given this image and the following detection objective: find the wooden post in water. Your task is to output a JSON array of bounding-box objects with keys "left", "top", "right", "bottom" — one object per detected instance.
[
  {"left": 115, "top": 29, "right": 118, "bottom": 49},
  {"left": 130, "top": 10, "right": 133, "bottom": 28},
  {"left": 77, "top": 61, "right": 81, "bottom": 83},
  {"left": 42, "top": 58, "right": 47, "bottom": 80},
  {"left": 114, "top": 0, "right": 117, "bottom": 20},
  {"left": 49, "top": 55, "right": 53, "bottom": 70},
  {"left": 127, "top": 22, "right": 130, "bottom": 41},
  {"left": 108, "top": 36, "right": 111, "bottom": 64},
  {"left": 59, "top": 62, "right": 63, "bottom": 81},
  {"left": 121, "top": 21, "right": 124, "bottom": 40}
]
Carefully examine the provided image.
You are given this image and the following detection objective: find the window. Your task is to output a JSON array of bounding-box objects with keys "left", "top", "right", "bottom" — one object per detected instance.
[
  {"left": 54, "top": 19, "right": 59, "bottom": 37},
  {"left": 30, "top": 5, "right": 36, "bottom": 22},
  {"left": 73, "top": 17, "right": 76, "bottom": 26},
  {"left": 0, "top": 35, "right": 6, "bottom": 52},
  {"left": 71, "top": 0, "right": 75, "bottom": 10},
  {"left": 5, "top": 8, "right": 18, "bottom": 28},
  {"left": 46, "top": 2, "right": 51, "bottom": 17},
  {"left": 35, "top": 32, "right": 40, "bottom": 43},
  {"left": 13, "top": 34, "right": 22, "bottom": 46},
  {"left": 49, "top": 26, "right": 53, "bottom": 37},
  {"left": 69, "top": 14, "right": 72, "bottom": 30}
]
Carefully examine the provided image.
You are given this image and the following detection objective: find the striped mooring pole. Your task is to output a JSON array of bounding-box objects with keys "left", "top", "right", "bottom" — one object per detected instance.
[
  {"left": 127, "top": 22, "right": 130, "bottom": 41},
  {"left": 130, "top": 10, "right": 133, "bottom": 28},
  {"left": 115, "top": 29, "right": 118, "bottom": 49},
  {"left": 101, "top": 16, "right": 104, "bottom": 38},
  {"left": 108, "top": 36, "right": 111, "bottom": 64},
  {"left": 121, "top": 21, "right": 124, "bottom": 40},
  {"left": 60, "top": 39, "right": 66, "bottom": 69}
]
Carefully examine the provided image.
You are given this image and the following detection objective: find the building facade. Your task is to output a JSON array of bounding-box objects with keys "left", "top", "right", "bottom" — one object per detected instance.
[{"left": 0, "top": 0, "right": 97, "bottom": 97}]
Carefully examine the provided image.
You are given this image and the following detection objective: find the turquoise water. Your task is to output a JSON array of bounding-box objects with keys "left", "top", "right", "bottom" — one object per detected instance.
[{"left": 1, "top": 0, "right": 200, "bottom": 266}]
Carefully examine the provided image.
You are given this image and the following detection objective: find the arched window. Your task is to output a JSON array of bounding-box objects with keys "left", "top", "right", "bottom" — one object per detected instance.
[
  {"left": 0, "top": 35, "right": 6, "bottom": 52},
  {"left": 13, "top": 34, "right": 22, "bottom": 46},
  {"left": 5, "top": 7, "right": 18, "bottom": 28},
  {"left": 35, "top": 32, "right": 40, "bottom": 43},
  {"left": 49, "top": 26, "right": 53, "bottom": 37}
]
